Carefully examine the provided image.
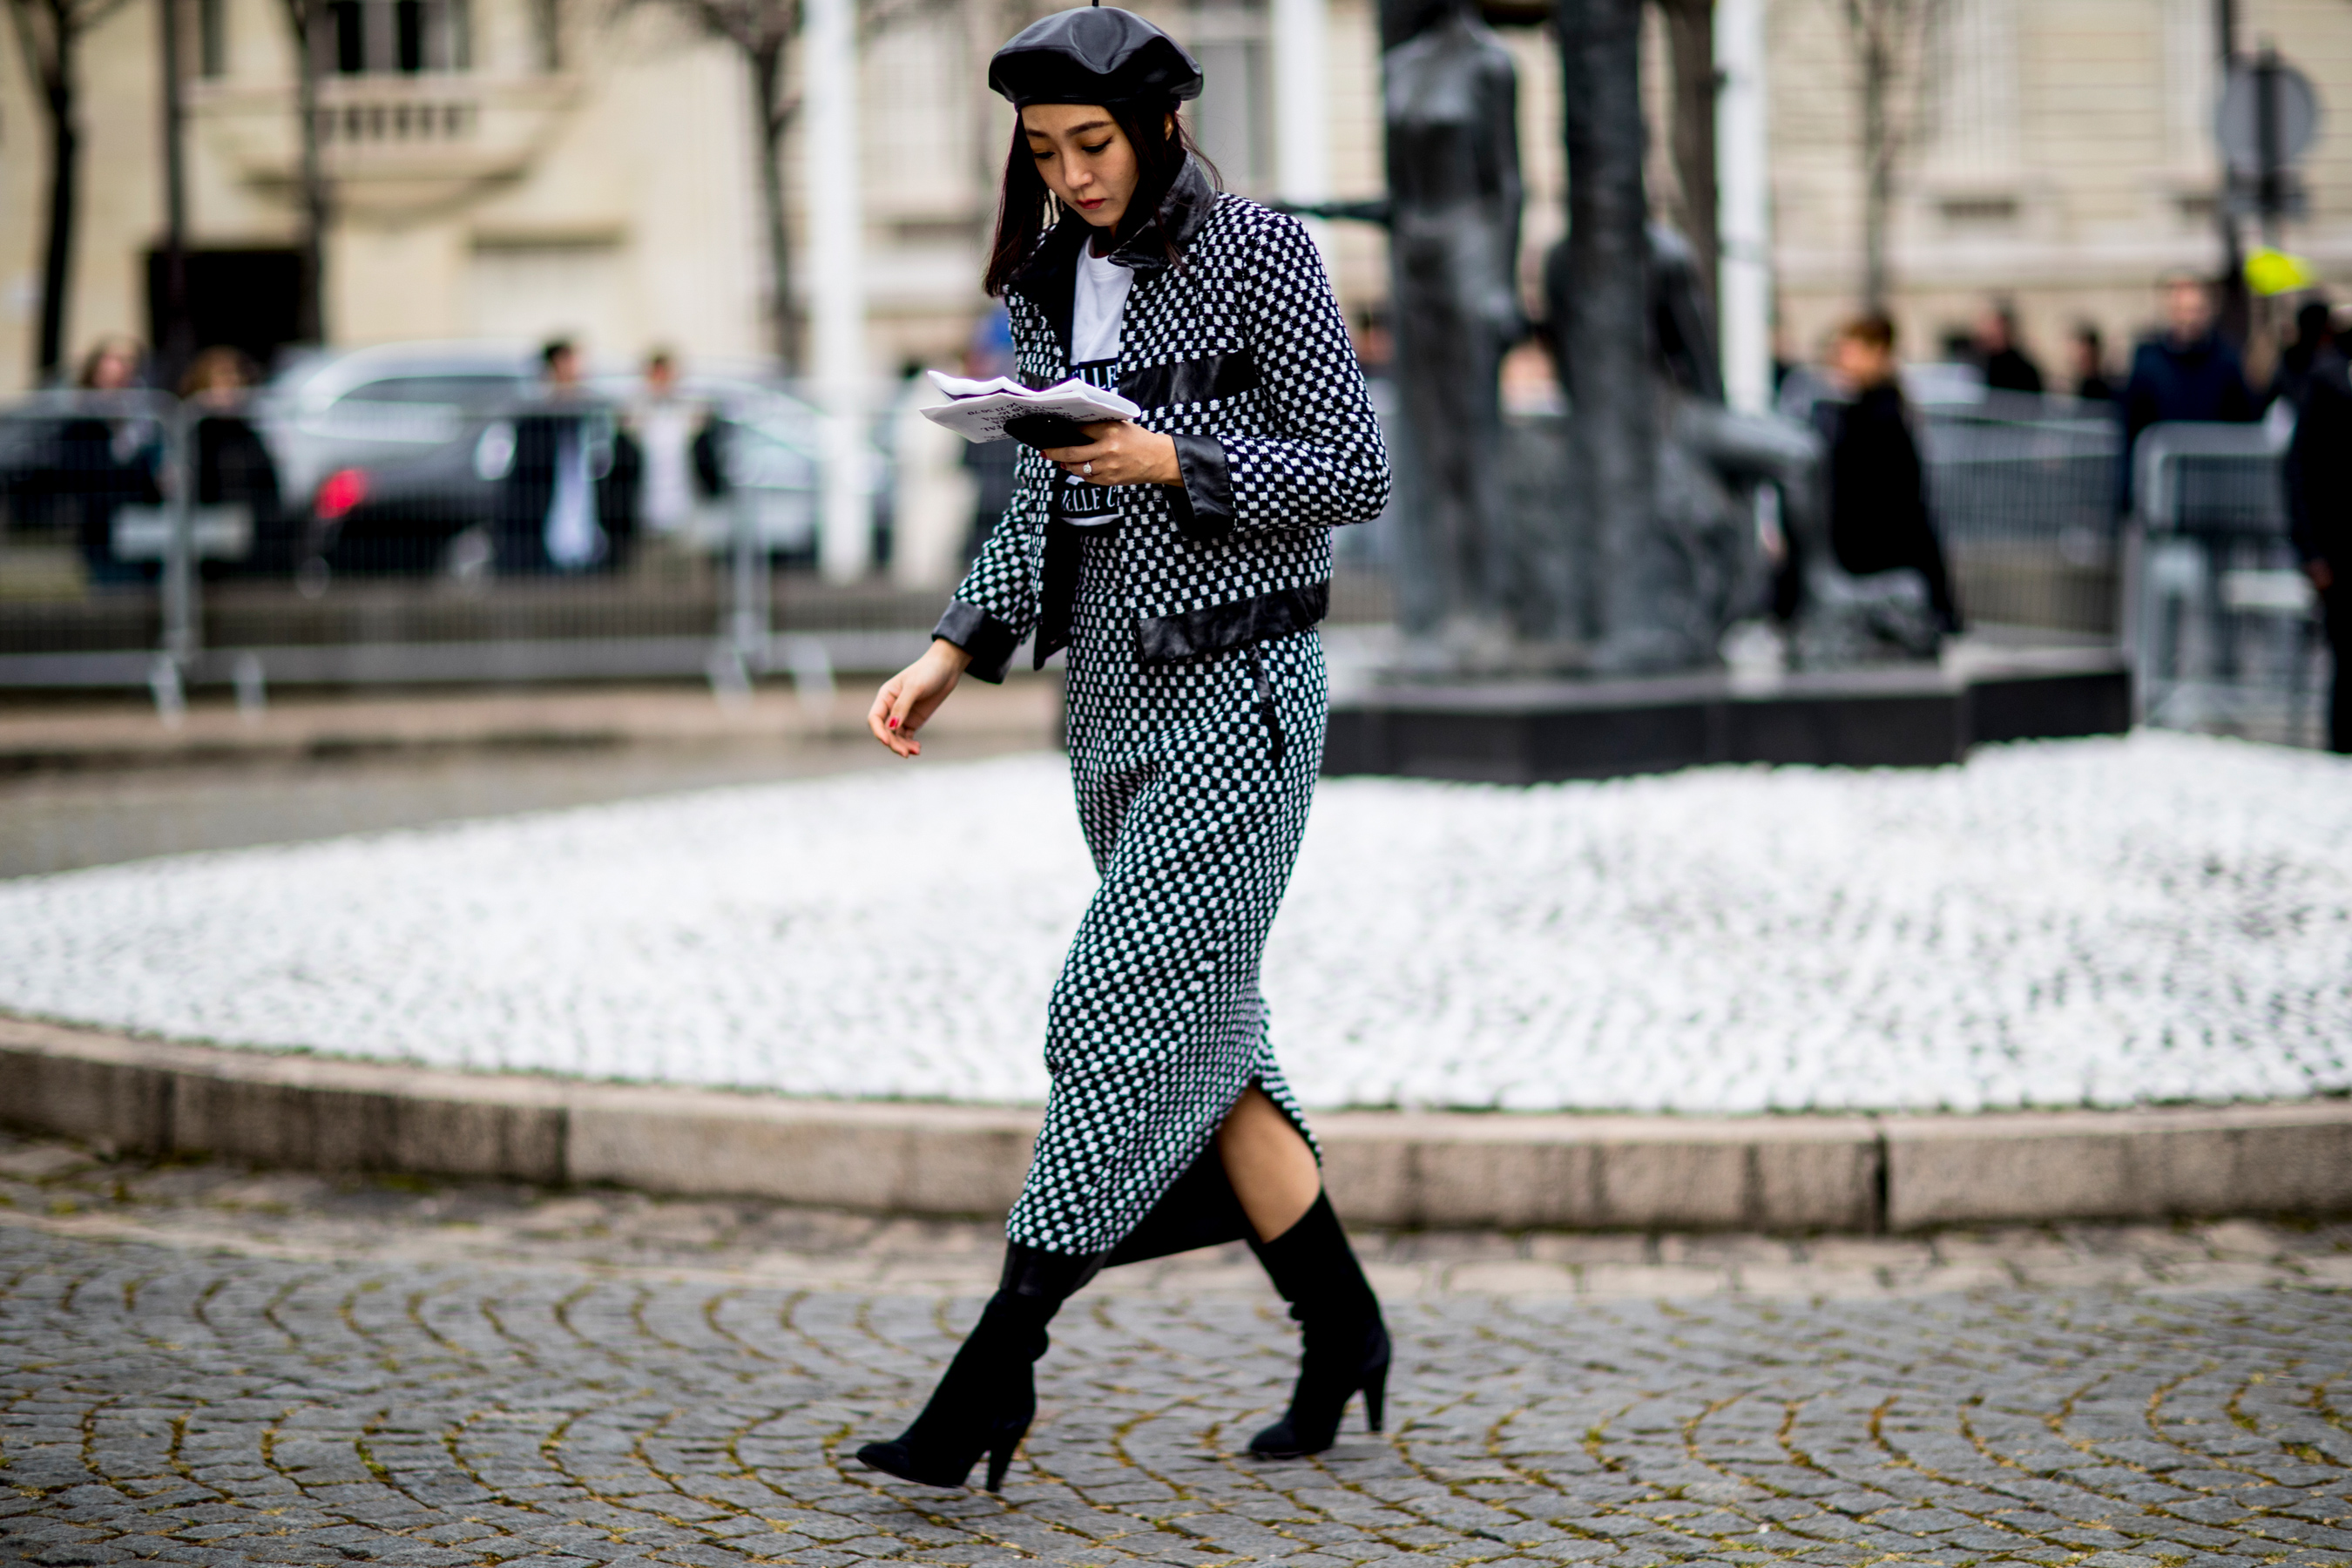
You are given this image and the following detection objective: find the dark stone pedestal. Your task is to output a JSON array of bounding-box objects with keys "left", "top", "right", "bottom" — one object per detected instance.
[{"left": 1323, "top": 649, "right": 2131, "bottom": 781}]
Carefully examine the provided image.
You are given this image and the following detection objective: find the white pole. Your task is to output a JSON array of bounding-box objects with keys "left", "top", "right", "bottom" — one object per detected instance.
[
  {"left": 1715, "top": 0, "right": 1774, "bottom": 416},
  {"left": 806, "top": 0, "right": 870, "bottom": 582},
  {"left": 1272, "top": 0, "right": 1333, "bottom": 266}
]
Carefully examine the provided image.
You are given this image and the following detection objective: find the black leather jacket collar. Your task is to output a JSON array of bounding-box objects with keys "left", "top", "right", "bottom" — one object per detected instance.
[{"left": 1008, "top": 158, "right": 1218, "bottom": 365}]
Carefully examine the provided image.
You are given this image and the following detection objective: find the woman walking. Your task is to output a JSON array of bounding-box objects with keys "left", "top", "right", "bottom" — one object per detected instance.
[{"left": 858, "top": 4, "right": 1393, "bottom": 1491}]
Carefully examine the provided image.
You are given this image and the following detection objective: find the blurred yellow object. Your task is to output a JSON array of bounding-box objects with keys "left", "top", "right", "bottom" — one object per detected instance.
[{"left": 2244, "top": 247, "right": 2319, "bottom": 296}]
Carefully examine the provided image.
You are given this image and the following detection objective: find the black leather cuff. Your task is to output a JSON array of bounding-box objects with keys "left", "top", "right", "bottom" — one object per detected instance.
[
  {"left": 1169, "top": 433, "right": 1234, "bottom": 542},
  {"left": 933, "top": 599, "right": 1021, "bottom": 685}
]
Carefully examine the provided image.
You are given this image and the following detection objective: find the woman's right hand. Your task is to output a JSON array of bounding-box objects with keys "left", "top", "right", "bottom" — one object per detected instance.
[{"left": 868, "top": 639, "right": 973, "bottom": 758}]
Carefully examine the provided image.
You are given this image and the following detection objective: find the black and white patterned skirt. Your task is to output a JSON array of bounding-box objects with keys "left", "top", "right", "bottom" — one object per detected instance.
[{"left": 1003, "top": 531, "right": 1327, "bottom": 1259}]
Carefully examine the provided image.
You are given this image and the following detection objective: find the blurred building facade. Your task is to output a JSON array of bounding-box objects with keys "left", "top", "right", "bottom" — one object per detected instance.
[
  {"left": 1764, "top": 0, "right": 2352, "bottom": 374},
  {"left": 0, "top": 0, "right": 2346, "bottom": 391}
]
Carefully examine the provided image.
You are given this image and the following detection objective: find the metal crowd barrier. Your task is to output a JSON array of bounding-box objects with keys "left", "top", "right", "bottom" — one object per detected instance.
[
  {"left": 0, "top": 389, "right": 950, "bottom": 713},
  {"left": 1917, "top": 404, "right": 2122, "bottom": 637},
  {"left": 2126, "top": 419, "right": 2325, "bottom": 746}
]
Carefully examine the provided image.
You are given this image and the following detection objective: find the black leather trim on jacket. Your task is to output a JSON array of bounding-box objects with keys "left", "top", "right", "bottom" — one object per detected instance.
[
  {"left": 1123, "top": 157, "right": 1219, "bottom": 272},
  {"left": 934, "top": 598, "right": 1022, "bottom": 685},
  {"left": 1119, "top": 348, "right": 1260, "bottom": 410},
  {"left": 1031, "top": 520, "right": 1088, "bottom": 671},
  {"left": 1135, "top": 581, "right": 1329, "bottom": 664},
  {"left": 1168, "top": 434, "right": 1234, "bottom": 542}
]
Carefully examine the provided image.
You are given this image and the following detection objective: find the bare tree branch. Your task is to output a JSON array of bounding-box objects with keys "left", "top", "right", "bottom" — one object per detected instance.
[
  {"left": 1836, "top": 0, "right": 1945, "bottom": 308},
  {"left": 613, "top": 0, "right": 940, "bottom": 368}
]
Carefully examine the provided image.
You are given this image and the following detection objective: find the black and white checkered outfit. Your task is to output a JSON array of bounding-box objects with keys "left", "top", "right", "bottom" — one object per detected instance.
[{"left": 935, "top": 159, "right": 1390, "bottom": 1258}]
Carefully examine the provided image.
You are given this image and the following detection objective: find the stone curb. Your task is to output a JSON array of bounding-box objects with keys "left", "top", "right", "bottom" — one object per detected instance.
[{"left": 4, "top": 1014, "right": 2348, "bottom": 1232}]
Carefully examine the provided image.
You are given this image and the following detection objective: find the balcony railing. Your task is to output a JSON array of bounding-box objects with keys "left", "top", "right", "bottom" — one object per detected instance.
[{"left": 316, "top": 96, "right": 477, "bottom": 144}]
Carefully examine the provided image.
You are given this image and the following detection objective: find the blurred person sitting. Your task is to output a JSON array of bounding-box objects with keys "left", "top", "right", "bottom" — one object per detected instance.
[
  {"left": 2119, "top": 273, "right": 2256, "bottom": 512},
  {"left": 497, "top": 339, "right": 637, "bottom": 574},
  {"left": 2268, "top": 297, "right": 2335, "bottom": 414},
  {"left": 626, "top": 348, "right": 724, "bottom": 542},
  {"left": 2284, "top": 331, "right": 2351, "bottom": 753},
  {"left": 1826, "top": 312, "right": 1963, "bottom": 634},
  {"left": 1975, "top": 301, "right": 2044, "bottom": 395},
  {"left": 2069, "top": 323, "right": 2115, "bottom": 402},
  {"left": 179, "top": 346, "right": 286, "bottom": 575}
]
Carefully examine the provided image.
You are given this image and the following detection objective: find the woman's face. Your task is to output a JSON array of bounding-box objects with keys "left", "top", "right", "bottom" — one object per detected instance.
[{"left": 1022, "top": 104, "right": 1140, "bottom": 232}]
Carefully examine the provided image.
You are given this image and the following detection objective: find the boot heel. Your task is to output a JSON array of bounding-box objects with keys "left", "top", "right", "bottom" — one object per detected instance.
[
  {"left": 1363, "top": 1360, "right": 1388, "bottom": 1433},
  {"left": 985, "top": 1436, "right": 1015, "bottom": 1492}
]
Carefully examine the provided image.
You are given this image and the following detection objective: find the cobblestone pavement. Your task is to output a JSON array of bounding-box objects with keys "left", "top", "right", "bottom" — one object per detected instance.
[{"left": 4, "top": 1131, "right": 2351, "bottom": 1567}]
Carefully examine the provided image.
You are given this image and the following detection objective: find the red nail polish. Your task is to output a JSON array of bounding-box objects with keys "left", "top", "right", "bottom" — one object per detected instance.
[{"left": 889, "top": 718, "right": 899, "bottom": 728}]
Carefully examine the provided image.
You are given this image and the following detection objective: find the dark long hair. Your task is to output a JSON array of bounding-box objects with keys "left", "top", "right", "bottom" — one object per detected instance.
[{"left": 983, "top": 99, "right": 1219, "bottom": 298}]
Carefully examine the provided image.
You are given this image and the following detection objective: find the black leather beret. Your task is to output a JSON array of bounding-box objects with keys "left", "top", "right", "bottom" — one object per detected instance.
[{"left": 988, "top": 6, "right": 1203, "bottom": 107}]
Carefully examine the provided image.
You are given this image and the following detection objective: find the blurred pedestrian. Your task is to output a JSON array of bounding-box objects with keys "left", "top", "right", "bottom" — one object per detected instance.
[
  {"left": 858, "top": 3, "right": 1392, "bottom": 1494},
  {"left": 2119, "top": 274, "right": 2255, "bottom": 512},
  {"left": 890, "top": 359, "right": 977, "bottom": 590},
  {"left": 958, "top": 309, "right": 1020, "bottom": 564},
  {"left": 2284, "top": 333, "right": 2350, "bottom": 753},
  {"left": 1826, "top": 312, "right": 1963, "bottom": 633},
  {"left": 2069, "top": 324, "right": 2115, "bottom": 402},
  {"left": 179, "top": 346, "right": 286, "bottom": 575},
  {"left": 60, "top": 336, "right": 163, "bottom": 585},
  {"left": 2268, "top": 297, "right": 2335, "bottom": 414},
  {"left": 626, "top": 349, "right": 722, "bottom": 541},
  {"left": 1975, "top": 301, "right": 2044, "bottom": 395},
  {"left": 498, "top": 339, "right": 633, "bottom": 573}
]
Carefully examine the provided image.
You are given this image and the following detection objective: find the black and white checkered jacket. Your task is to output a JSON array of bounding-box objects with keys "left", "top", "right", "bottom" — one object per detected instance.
[{"left": 934, "top": 158, "right": 1391, "bottom": 680}]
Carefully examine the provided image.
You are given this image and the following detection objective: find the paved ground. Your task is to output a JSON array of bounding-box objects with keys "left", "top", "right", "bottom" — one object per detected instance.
[{"left": 4, "top": 1130, "right": 2351, "bottom": 1567}]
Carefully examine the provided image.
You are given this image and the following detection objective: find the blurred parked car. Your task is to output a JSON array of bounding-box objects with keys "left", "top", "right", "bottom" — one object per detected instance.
[{"left": 250, "top": 342, "right": 846, "bottom": 582}]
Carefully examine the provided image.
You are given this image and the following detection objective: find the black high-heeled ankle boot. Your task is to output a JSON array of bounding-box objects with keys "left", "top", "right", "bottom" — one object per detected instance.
[
  {"left": 856, "top": 1245, "right": 1099, "bottom": 1490},
  {"left": 1246, "top": 1193, "right": 1389, "bottom": 1458}
]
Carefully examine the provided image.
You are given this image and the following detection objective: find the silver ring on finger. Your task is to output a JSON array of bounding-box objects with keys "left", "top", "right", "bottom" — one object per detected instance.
[{"left": 1083, "top": 461, "right": 1095, "bottom": 477}]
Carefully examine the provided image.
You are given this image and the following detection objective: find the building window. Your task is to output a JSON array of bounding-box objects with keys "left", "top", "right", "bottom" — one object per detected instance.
[
  {"left": 328, "top": 0, "right": 468, "bottom": 73},
  {"left": 198, "top": 0, "right": 227, "bottom": 77}
]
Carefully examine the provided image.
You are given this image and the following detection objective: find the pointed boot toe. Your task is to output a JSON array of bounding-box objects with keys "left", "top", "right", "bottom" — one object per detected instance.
[
  {"left": 1247, "top": 1415, "right": 1321, "bottom": 1460},
  {"left": 856, "top": 1440, "right": 939, "bottom": 1485}
]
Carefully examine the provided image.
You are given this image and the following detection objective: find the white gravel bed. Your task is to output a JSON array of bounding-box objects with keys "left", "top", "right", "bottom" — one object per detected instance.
[{"left": 2, "top": 731, "right": 2347, "bottom": 1114}]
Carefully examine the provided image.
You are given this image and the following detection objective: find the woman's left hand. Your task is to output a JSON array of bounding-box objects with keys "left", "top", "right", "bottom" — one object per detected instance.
[{"left": 1044, "top": 422, "right": 1181, "bottom": 488}]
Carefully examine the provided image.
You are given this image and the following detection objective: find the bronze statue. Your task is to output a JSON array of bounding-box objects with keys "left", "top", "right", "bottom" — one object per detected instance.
[{"left": 1382, "top": 0, "right": 1523, "bottom": 654}]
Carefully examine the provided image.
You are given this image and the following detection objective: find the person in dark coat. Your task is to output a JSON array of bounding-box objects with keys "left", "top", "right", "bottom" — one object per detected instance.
[
  {"left": 1827, "top": 312, "right": 1963, "bottom": 632},
  {"left": 2069, "top": 323, "right": 2115, "bottom": 402},
  {"left": 180, "top": 346, "right": 287, "bottom": 576},
  {"left": 2268, "top": 298, "right": 2335, "bottom": 414},
  {"left": 497, "top": 340, "right": 635, "bottom": 573},
  {"left": 2285, "top": 343, "right": 2351, "bottom": 753},
  {"left": 1975, "top": 301, "right": 2044, "bottom": 395},
  {"left": 2119, "top": 274, "right": 2256, "bottom": 513},
  {"left": 57, "top": 339, "right": 164, "bottom": 585},
  {"left": 957, "top": 309, "right": 1020, "bottom": 564}
]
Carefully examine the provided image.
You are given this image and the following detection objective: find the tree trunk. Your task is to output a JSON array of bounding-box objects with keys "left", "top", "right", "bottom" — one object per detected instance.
[
  {"left": 291, "top": 0, "right": 328, "bottom": 341},
  {"left": 34, "top": 3, "right": 78, "bottom": 382},
  {"left": 158, "top": 0, "right": 193, "bottom": 385},
  {"left": 1857, "top": 10, "right": 1890, "bottom": 309},
  {"left": 1559, "top": 0, "right": 1673, "bottom": 669},
  {"left": 751, "top": 39, "right": 798, "bottom": 370},
  {"left": 1659, "top": 0, "right": 1716, "bottom": 315}
]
